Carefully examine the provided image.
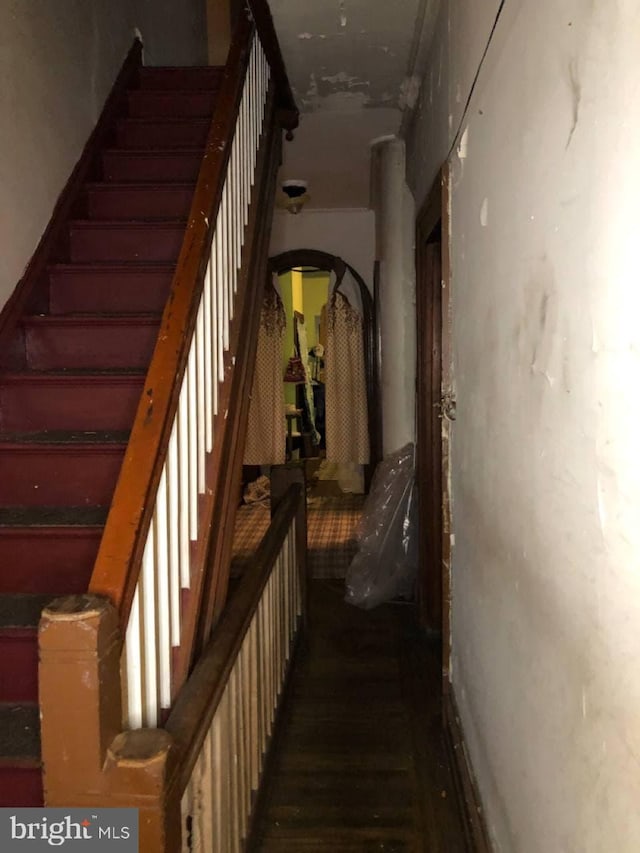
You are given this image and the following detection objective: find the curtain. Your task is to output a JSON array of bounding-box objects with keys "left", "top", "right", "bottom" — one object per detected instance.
[
  {"left": 325, "top": 290, "right": 370, "bottom": 466},
  {"left": 244, "top": 288, "right": 286, "bottom": 465}
]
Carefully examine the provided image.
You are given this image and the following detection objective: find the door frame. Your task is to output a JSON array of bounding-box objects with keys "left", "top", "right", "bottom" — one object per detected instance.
[{"left": 415, "top": 164, "right": 453, "bottom": 692}]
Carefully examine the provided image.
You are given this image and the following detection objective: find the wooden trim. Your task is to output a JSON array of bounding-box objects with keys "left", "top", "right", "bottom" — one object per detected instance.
[
  {"left": 246, "top": 0, "right": 299, "bottom": 135},
  {"left": 165, "top": 484, "right": 303, "bottom": 793},
  {"left": 444, "top": 690, "right": 493, "bottom": 852},
  {"left": 88, "top": 14, "right": 255, "bottom": 627},
  {"left": 439, "top": 163, "right": 453, "bottom": 689},
  {"left": 0, "top": 38, "right": 143, "bottom": 370},
  {"left": 415, "top": 165, "right": 452, "bottom": 680},
  {"left": 268, "top": 248, "right": 381, "bottom": 474}
]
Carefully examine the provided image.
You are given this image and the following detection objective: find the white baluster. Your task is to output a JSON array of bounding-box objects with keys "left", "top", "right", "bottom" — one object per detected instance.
[
  {"left": 125, "top": 586, "right": 143, "bottom": 729},
  {"left": 154, "top": 469, "right": 172, "bottom": 710},
  {"left": 196, "top": 299, "right": 206, "bottom": 493},
  {"left": 177, "top": 382, "right": 191, "bottom": 589},
  {"left": 141, "top": 525, "right": 158, "bottom": 726},
  {"left": 187, "top": 345, "right": 198, "bottom": 541},
  {"left": 167, "top": 421, "right": 181, "bottom": 647},
  {"left": 204, "top": 261, "right": 213, "bottom": 453}
]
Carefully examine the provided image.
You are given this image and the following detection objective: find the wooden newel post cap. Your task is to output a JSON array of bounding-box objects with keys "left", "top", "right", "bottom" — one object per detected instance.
[{"left": 42, "top": 594, "right": 114, "bottom": 621}]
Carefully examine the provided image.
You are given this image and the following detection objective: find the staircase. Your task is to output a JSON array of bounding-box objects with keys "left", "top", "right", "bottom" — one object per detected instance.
[{"left": 0, "top": 62, "right": 223, "bottom": 807}]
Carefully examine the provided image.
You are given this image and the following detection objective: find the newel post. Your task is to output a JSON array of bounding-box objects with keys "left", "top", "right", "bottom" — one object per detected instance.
[
  {"left": 39, "top": 595, "right": 122, "bottom": 792},
  {"left": 39, "top": 596, "right": 181, "bottom": 852}
]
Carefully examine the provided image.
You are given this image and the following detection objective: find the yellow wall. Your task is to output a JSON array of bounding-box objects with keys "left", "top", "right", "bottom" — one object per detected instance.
[{"left": 278, "top": 269, "right": 331, "bottom": 407}]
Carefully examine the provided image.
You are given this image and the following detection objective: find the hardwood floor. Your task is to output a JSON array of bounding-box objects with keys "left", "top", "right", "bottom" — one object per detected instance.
[{"left": 249, "top": 580, "right": 469, "bottom": 852}]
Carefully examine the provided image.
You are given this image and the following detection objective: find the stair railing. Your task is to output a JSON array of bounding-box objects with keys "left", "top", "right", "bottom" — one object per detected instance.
[
  {"left": 84, "top": 10, "right": 282, "bottom": 731},
  {"left": 39, "top": 483, "right": 307, "bottom": 851},
  {"left": 169, "top": 483, "right": 306, "bottom": 852},
  {"left": 39, "top": 4, "right": 300, "bottom": 840}
]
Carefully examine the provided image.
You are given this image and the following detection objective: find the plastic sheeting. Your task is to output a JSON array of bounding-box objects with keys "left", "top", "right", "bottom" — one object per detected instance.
[{"left": 344, "top": 443, "right": 419, "bottom": 610}]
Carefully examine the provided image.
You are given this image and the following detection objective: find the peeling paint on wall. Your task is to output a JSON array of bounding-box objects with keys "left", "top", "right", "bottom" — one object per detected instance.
[{"left": 398, "top": 75, "right": 421, "bottom": 110}]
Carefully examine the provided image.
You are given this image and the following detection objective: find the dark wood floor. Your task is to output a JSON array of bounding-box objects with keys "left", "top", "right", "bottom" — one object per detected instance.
[{"left": 249, "top": 580, "right": 469, "bottom": 852}]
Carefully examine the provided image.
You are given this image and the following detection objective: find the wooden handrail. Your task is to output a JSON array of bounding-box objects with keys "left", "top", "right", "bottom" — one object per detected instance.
[
  {"left": 88, "top": 14, "right": 255, "bottom": 627},
  {"left": 247, "top": 0, "right": 299, "bottom": 136},
  {"left": 166, "top": 483, "right": 303, "bottom": 794}
]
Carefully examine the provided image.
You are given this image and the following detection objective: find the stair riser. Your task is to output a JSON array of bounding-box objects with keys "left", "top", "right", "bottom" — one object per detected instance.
[
  {"left": 24, "top": 322, "right": 159, "bottom": 370},
  {"left": 69, "top": 225, "right": 185, "bottom": 263},
  {"left": 0, "top": 530, "right": 101, "bottom": 594},
  {"left": 0, "top": 448, "right": 124, "bottom": 507},
  {"left": 0, "top": 631, "right": 38, "bottom": 702},
  {"left": 0, "top": 766, "right": 43, "bottom": 808},
  {"left": 48, "top": 269, "right": 173, "bottom": 314},
  {"left": 138, "top": 68, "right": 222, "bottom": 90},
  {"left": 128, "top": 90, "right": 217, "bottom": 118},
  {"left": 116, "top": 121, "right": 209, "bottom": 149},
  {"left": 87, "top": 186, "right": 194, "bottom": 220},
  {"left": 0, "top": 378, "right": 144, "bottom": 432},
  {"left": 102, "top": 152, "right": 202, "bottom": 183}
]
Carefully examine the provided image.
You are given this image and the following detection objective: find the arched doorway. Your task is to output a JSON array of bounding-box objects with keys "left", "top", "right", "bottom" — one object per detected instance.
[{"left": 268, "top": 249, "right": 381, "bottom": 483}]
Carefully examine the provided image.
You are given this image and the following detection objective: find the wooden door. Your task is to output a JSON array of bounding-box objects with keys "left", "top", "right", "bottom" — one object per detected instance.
[{"left": 416, "top": 227, "right": 443, "bottom": 635}]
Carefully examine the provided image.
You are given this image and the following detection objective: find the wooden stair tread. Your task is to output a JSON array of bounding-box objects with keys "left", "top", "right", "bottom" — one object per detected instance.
[
  {"left": 0, "top": 704, "right": 40, "bottom": 761},
  {"left": 0, "top": 594, "right": 55, "bottom": 629},
  {"left": 22, "top": 313, "right": 161, "bottom": 324},
  {"left": 1, "top": 367, "right": 146, "bottom": 377},
  {"left": 118, "top": 116, "right": 210, "bottom": 125},
  {"left": 48, "top": 261, "right": 176, "bottom": 271},
  {"left": 0, "top": 506, "right": 109, "bottom": 527},
  {"left": 0, "top": 429, "right": 129, "bottom": 445},
  {"left": 69, "top": 218, "right": 187, "bottom": 228},
  {"left": 101, "top": 147, "right": 204, "bottom": 155},
  {"left": 84, "top": 181, "right": 196, "bottom": 190}
]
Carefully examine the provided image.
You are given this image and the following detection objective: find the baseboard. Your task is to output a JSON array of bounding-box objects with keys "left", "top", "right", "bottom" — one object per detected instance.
[{"left": 444, "top": 689, "right": 493, "bottom": 852}]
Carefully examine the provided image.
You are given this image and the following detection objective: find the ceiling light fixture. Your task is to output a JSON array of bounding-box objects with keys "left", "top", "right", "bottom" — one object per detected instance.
[{"left": 279, "top": 179, "right": 310, "bottom": 214}]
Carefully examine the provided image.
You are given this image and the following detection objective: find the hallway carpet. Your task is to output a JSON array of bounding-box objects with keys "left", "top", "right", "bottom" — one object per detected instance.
[
  {"left": 232, "top": 495, "right": 365, "bottom": 579},
  {"left": 249, "top": 581, "right": 469, "bottom": 852}
]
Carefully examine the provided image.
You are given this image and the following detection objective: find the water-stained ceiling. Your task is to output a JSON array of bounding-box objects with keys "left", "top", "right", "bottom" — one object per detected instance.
[
  {"left": 269, "top": 0, "right": 425, "bottom": 113},
  {"left": 269, "top": 0, "right": 436, "bottom": 208}
]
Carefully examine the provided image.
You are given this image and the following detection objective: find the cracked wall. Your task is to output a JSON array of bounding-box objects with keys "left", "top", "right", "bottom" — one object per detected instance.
[{"left": 406, "top": 0, "right": 640, "bottom": 850}]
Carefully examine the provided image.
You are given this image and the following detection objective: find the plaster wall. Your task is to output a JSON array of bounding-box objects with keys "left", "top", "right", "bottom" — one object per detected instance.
[
  {"left": 0, "top": 0, "right": 206, "bottom": 310},
  {"left": 269, "top": 208, "right": 375, "bottom": 289},
  {"left": 407, "top": 0, "right": 640, "bottom": 850},
  {"left": 278, "top": 108, "right": 400, "bottom": 209}
]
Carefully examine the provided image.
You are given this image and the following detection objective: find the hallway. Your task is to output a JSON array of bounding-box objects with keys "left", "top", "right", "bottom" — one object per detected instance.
[{"left": 249, "top": 580, "right": 468, "bottom": 852}]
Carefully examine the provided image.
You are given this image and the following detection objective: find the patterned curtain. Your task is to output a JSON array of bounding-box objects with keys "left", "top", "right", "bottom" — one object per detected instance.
[
  {"left": 244, "top": 288, "right": 287, "bottom": 465},
  {"left": 325, "top": 291, "right": 370, "bottom": 465}
]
